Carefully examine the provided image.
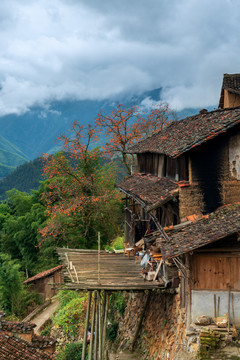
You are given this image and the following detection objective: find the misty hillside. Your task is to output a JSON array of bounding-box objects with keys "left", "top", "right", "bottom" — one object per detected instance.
[{"left": 0, "top": 134, "right": 28, "bottom": 178}]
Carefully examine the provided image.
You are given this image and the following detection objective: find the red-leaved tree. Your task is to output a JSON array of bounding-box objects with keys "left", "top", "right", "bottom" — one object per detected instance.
[
  {"left": 40, "top": 122, "right": 122, "bottom": 247},
  {"left": 95, "top": 103, "right": 173, "bottom": 174}
]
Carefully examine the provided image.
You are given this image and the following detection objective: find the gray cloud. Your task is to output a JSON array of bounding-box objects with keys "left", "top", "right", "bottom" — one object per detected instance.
[{"left": 0, "top": 0, "right": 240, "bottom": 115}]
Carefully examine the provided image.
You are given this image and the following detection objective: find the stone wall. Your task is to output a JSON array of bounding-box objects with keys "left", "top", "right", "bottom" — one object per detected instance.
[
  {"left": 115, "top": 290, "right": 195, "bottom": 360},
  {"left": 221, "top": 181, "right": 240, "bottom": 205},
  {"left": 179, "top": 184, "right": 205, "bottom": 219}
]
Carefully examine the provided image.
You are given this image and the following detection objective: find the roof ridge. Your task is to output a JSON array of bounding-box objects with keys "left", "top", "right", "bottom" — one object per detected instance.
[{"left": 129, "top": 106, "right": 240, "bottom": 156}]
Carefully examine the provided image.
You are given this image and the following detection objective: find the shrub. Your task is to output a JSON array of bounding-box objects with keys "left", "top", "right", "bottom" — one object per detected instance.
[
  {"left": 57, "top": 342, "right": 85, "bottom": 360},
  {"left": 112, "top": 236, "right": 124, "bottom": 250},
  {"left": 54, "top": 294, "right": 87, "bottom": 337},
  {"left": 40, "top": 318, "right": 53, "bottom": 337},
  {"left": 106, "top": 322, "right": 119, "bottom": 342},
  {"left": 109, "top": 292, "right": 126, "bottom": 317},
  {"left": 56, "top": 290, "right": 80, "bottom": 308}
]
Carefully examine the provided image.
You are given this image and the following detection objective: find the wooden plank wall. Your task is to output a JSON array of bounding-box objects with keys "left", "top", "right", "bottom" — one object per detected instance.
[
  {"left": 137, "top": 153, "right": 188, "bottom": 181},
  {"left": 192, "top": 254, "right": 240, "bottom": 290}
]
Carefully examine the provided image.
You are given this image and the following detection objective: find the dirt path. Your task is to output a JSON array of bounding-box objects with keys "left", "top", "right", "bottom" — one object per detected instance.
[{"left": 30, "top": 299, "right": 59, "bottom": 334}]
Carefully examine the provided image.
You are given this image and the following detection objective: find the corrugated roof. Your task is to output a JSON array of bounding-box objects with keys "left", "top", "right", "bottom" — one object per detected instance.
[
  {"left": 118, "top": 173, "right": 180, "bottom": 211},
  {"left": 24, "top": 265, "right": 64, "bottom": 284},
  {"left": 157, "top": 203, "right": 240, "bottom": 259},
  {"left": 129, "top": 107, "right": 240, "bottom": 157}
]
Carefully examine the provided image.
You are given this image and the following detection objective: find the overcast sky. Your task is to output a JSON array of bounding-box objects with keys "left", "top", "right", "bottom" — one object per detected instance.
[{"left": 0, "top": 0, "right": 240, "bottom": 116}]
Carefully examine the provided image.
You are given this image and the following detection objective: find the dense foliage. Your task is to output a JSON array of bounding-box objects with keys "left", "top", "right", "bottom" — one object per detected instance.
[
  {"left": 0, "top": 188, "right": 58, "bottom": 276},
  {"left": 40, "top": 123, "right": 123, "bottom": 249},
  {"left": 0, "top": 158, "right": 44, "bottom": 199},
  {"left": 54, "top": 293, "right": 87, "bottom": 337},
  {"left": 57, "top": 342, "right": 84, "bottom": 360},
  {"left": 0, "top": 253, "right": 41, "bottom": 317}
]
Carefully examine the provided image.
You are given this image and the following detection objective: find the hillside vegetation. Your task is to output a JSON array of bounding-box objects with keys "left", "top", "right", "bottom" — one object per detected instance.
[
  {"left": 0, "top": 134, "right": 28, "bottom": 178},
  {"left": 0, "top": 158, "right": 44, "bottom": 199}
]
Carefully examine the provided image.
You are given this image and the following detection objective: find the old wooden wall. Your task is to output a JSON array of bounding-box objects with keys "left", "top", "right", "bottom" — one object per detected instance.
[
  {"left": 192, "top": 253, "right": 240, "bottom": 291},
  {"left": 137, "top": 153, "right": 188, "bottom": 181}
]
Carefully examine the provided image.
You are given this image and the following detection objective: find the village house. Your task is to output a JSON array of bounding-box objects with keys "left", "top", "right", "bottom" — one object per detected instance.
[
  {"left": 24, "top": 265, "right": 64, "bottom": 301},
  {"left": 0, "top": 311, "right": 56, "bottom": 359},
  {"left": 119, "top": 105, "right": 240, "bottom": 242},
  {"left": 117, "top": 73, "right": 240, "bottom": 331},
  {"left": 219, "top": 73, "right": 240, "bottom": 109}
]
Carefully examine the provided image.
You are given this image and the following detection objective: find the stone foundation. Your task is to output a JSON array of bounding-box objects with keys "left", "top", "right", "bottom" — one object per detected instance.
[{"left": 115, "top": 290, "right": 194, "bottom": 360}]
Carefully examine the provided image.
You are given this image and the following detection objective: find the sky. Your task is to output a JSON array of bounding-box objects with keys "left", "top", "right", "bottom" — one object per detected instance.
[{"left": 0, "top": 0, "right": 240, "bottom": 116}]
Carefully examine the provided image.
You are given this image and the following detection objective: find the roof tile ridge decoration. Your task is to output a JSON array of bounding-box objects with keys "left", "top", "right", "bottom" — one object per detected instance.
[
  {"left": 158, "top": 203, "right": 240, "bottom": 259},
  {"left": 24, "top": 264, "right": 64, "bottom": 284},
  {"left": 0, "top": 320, "right": 37, "bottom": 332},
  {"left": 0, "top": 332, "right": 55, "bottom": 359},
  {"left": 32, "top": 333, "right": 57, "bottom": 348}
]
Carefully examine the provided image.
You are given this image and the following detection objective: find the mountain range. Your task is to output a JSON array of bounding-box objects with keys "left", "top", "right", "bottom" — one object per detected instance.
[{"left": 0, "top": 87, "right": 215, "bottom": 178}]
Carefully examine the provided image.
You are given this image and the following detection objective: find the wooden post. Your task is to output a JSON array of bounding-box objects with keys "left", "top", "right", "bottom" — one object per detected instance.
[
  {"left": 98, "top": 291, "right": 102, "bottom": 360},
  {"left": 98, "top": 232, "right": 101, "bottom": 284},
  {"left": 89, "top": 291, "right": 97, "bottom": 360},
  {"left": 102, "top": 292, "right": 110, "bottom": 359},
  {"left": 94, "top": 292, "right": 99, "bottom": 360},
  {"left": 101, "top": 291, "right": 106, "bottom": 330},
  {"left": 82, "top": 291, "right": 92, "bottom": 360},
  {"left": 185, "top": 253, "right": 191, "bottom": 329}
]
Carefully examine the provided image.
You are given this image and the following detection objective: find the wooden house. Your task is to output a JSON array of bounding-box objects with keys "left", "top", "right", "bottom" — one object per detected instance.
[
  {"left": 118, "top": 83, "right": 240, "bottom": 328},
  {"left": 157, "top": 203, "right": 240, "bottom": 326},
  {"left": 24, "top": 265, "right": 64, "bottom": 301},
  {"left": 219, "top": 73, "right": 240, "bottom": 109},
  {"left": 118, "top": 106, "right": 240, "bottom": 246}
]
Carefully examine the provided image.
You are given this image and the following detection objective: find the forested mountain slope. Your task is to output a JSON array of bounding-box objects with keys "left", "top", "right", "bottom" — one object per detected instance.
[
  {"left": 0, "top": 157, "right": 43, "bottom": 198},
  {"left": 0, "top": 134, "right": 28, "bottom": 178}
]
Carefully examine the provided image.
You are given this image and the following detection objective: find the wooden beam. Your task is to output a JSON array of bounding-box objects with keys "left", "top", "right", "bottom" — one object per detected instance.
[
  {"left": 94, "top": 293, "right": 99, "bottom": 360},
  {"left": 98, "top": 291, "right": 102, "bottom": 360},
  {"left": 102, "top": 292, "right": 110, "bottom": 359},
  {"left": 82, "top": 291, "right": 92, "bottom": 360},
  {"left": 185, "top": 254, "right": 191, "bottom": 329},
  {"left": 89, "top": 291, "right": 97, "bottom": 360}
]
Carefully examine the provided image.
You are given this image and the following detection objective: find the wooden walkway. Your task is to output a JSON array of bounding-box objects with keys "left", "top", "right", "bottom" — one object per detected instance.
[{"left": 57, "top": 248, "right": 163, "bottom": 290}]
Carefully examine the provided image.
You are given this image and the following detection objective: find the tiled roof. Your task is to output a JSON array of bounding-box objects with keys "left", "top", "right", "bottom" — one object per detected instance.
[
  {"left": 129, "top": 107, "right": 240, "bottom": 157},
  {"left": 157, "top": 203, "right": 240, "bottom": 259},
  {"left": 222, "top": 73, "right": 240, "bottom": 95},
  {"left": 0, "top": 321, "right": 36, "bottom": 333},
  {"left": 32, "top": 334, "right": 56, "bottom": 349},
  {"left": 24, "top": 265, "right": 64, "bottom": 284},
  {"left": 118, "top": 173, "right": 180, "bottom": 211},
  {"left": 0, "top": 333, "right": 54, "bottom": 360}
]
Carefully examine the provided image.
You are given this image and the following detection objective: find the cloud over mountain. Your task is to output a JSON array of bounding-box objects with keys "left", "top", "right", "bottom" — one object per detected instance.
[{"left": 0, "top": 0, "right": 240, "bottom": 115}]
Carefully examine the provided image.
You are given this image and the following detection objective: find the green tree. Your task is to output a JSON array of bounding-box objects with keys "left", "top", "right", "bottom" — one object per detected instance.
[
  {"left": 0, "top": 253, "right": 40, "bottom": 317},
  {"left": 0, "top": 188, "right": 58, "bottom": 276}
]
